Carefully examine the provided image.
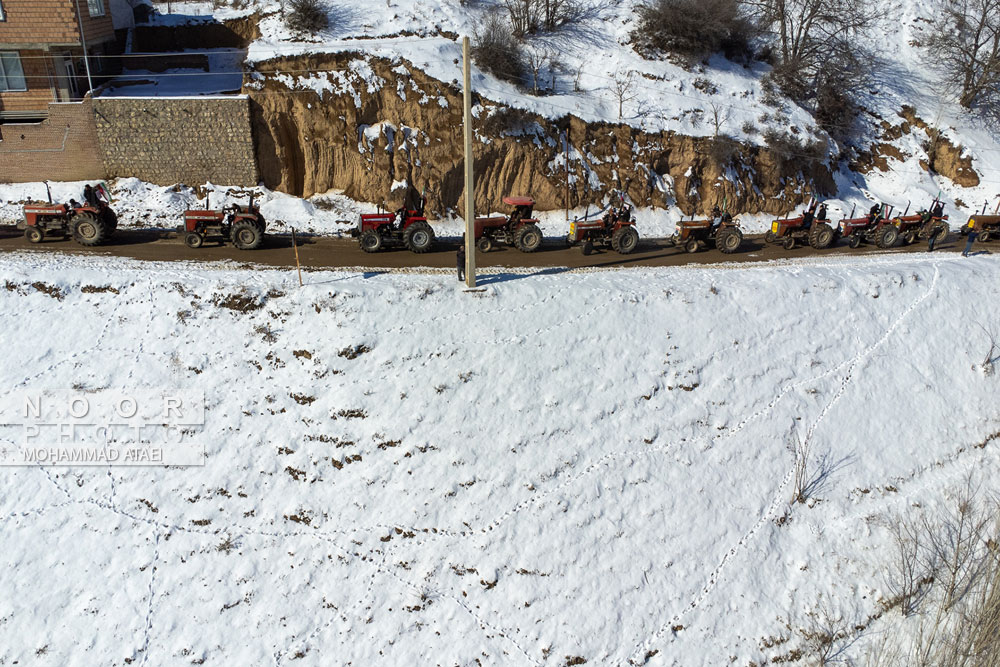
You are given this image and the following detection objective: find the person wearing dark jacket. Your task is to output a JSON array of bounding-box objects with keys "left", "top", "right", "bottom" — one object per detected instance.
[
  {"left": 457, "top": 239, "right": 466, "bottom": 281},
  {"left": 963, "top": 219, "right": 979, "bottom": 257}
]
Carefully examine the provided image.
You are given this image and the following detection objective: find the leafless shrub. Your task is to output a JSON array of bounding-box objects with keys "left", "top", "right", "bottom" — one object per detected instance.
[
  {"left": 285, "top": 0, "right": 329, "bottom": 36},
  {"left": 472, "top": 11, "right": 527, "bottom": 85},
  {"left": 976, "top": 322, "right": 998, "bottom": 375},
  {"left": 503, "top": 0, "right": 586, "bottom": 36},
  {"left": 924, "top": 0, "right": 1000, "bottom": 110},
  {"left": 872, "top": 479, "right": 1000, "bottom": 666},
  {"left": 633, "top": 0, "right": 760, "bottom": 61},
  {"left": 478, "top": 105, "right": 536, "bottom": 136},
  {"left": 763, "top": 128, "right": 828, "bottom": 165},
  {"left": 790, "top": 434, "right": 810, "bottom": 504}
]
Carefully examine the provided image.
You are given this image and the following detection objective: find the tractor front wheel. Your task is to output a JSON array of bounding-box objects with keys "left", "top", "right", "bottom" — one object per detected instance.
[
  {"left": 359, "top": 229, "right": 382, "bottom": 253},
  {"left": 809, "top": 223, "right": 835, "bottom": 249},
  {"left": 232, "top": 220, "right": 263, "bottom": 250},
  {"left": 875, "top": 225, "right": 898, "bottom": 249},
  {"left": 515, "top": 224, "right": 543, "bottom": 252},
  {"left": 764, "top": 231, "right": 776, "bottom": 244},
  {"left": 902, "top": 230, "right": 917, "bottom": 245},
  {"left": 476, "top": 236, "right": 493, "bottom": 253},
  {"left": 611, "top": 226, "right": 639, "bottom": 254},
  {"left": 71, "top": 212, "right": 108, "bottom": 246},
  {"left": 403, "top": 221, "right": 434, "bottom": 253},
  {"left": 684, "top": 238, "right": 700, "bottom": 253},
  {"left": 848, "top": 233, "right": 862, "bottom": 249},
  {"left": 24, "top": 226, "right": 44, "bottom": 243},
  {"left": 184, "top": 232, "right": 204, "bottom": 249},
  {"left": 783, "top": 236, "right": 796, "bottom": 250},
  {"left": 718, "top": 227, "right": 743, "bottom": 254},
  {"left": 981, "top": 231, "right": 992, "bottom": 243}
]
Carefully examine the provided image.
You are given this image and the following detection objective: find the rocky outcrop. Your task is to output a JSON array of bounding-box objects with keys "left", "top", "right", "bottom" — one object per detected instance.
[
  {"left": 855, "top": 106, "right": 980, "bottom": 187},
  {"left": 246, "top": 53, "right": 835, "bottom": 216}
]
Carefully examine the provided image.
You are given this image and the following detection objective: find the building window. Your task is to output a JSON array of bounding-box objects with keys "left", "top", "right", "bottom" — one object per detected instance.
[
  {"left": 87, "top": 0, "right": 105, "bottom": 17},
  {"left": 0, "top": 52, "right": 27, "bottom": 92},
  {"left": 0, "top": 1, "right": 6, "bottom": 21}
]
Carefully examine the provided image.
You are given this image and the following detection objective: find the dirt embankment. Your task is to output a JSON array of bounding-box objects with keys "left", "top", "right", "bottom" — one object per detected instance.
[
  {"left": 246, "top": 53, "right": 834, "bottom": 217},
  {"left": 855, "top": 106, "right": 980, "bottom": 187}
]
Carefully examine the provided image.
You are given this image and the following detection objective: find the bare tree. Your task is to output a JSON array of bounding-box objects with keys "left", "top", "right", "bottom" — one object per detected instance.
[
  {"left": 525, "top": 49, "right": 551, "bottom": 95},
  {"left": 611, "top": 70, "right": 637, "bottom": 119},
  {"left": 925, "top": 0, "right": 1000, "bottom": 109},
  {"left": 747, "top": 0, "right": 885, "bottom": 104}
]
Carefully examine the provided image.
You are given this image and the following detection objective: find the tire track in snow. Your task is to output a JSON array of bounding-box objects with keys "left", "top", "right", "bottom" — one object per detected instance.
[{"left": 623, "top": 263, "right": 942, "bottom": 666}]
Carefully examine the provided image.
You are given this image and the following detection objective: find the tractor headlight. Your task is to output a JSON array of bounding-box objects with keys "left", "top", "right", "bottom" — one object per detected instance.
[{"left": 771, "top": 221, "right": 779, "bottom": 233}]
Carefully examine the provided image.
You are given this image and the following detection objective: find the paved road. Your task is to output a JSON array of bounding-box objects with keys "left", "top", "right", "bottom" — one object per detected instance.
[{"left": 0, "top": 226, "right": 968, "bottom": 271}]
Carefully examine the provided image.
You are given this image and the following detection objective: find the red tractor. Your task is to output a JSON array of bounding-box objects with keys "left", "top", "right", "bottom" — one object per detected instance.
[
  {"left": 765, "top": 201, "right": 836, "bottom": 250},
  {"left": 891, "top": 201, "right": 949, "bottom": 245},
  {"left": 182, "top": 194, "right": 266, "bottom": 250},
  {"left": 669, "top": 207, "right": 744, "bottom": 253},
  {"left": 566, "top": 191, "right": 640, "bottom": 255},
  {"left": 23, "top": 183, "right": 118, "bottom": 246},
  {"left": 837, "top": 204, "right": 899, "bottom": 249},
  {"left": 474, "top": 196, "right": 543, "bottom": 253},
  {"left": 353, "top": 196, "right": 434, "bottom": 253}
]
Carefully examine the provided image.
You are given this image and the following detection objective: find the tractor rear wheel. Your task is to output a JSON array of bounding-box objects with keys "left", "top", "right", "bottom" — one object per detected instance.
[
  {"left": 476, "top": 236, "right": 493, "bottom": 253},
  {"left": 611, "top": 226, "right": 639, "bottom": 254},
  {"left": 359, "top": 229, "right": 382, "bottom": 253},
  {"left": 184, "top": 232, "right": 204, "bottom": 249},
  {"left": 783, "top": 236, "right": 796, "bottom": 250},
  {"left": 875, "top": 225, "right": 898, "bottom": 249},
  {"left": 809, "top": 223, "right": 835, "bottom": 249},
  {"left": 403, "top": 221, "right": 434, "bottom": 253},
  {"left": 848, "top": 233, "right": 862, "bottom": 249},
  {"left": 718, "top": 227, "right": 743, "bottom": 254},
  {"left": 71, "top": 212, "right": 108, "bottom": 246},
  {"left": 102, "top": 208, "right": 118, "bottom": 235},
  {"left": 232, "top": 220, "right": 263, "bottom": 250},
  {"left": 684, "top": 238, "right": 700, "bottom": 253},
  {"left": 933, "top": 223, "right": 949, "bottom": 243},
  {"left": 24, "top": 226, "right": 44, "bottom": 243},
  {"left": 515, "top": 223, "right": 543, "bottom": 252}
]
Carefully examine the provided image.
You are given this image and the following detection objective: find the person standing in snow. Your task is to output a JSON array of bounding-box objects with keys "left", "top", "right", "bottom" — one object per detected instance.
[
  {"left": 457, "top": 237, "right": 466, "bottom": 282},
  {"left": 963, "top": 218, "right": 979, "bottom": 257}
]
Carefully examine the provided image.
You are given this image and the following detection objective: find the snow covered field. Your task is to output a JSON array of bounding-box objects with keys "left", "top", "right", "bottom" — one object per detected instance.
[{"left": 0, "top": 249, "right": 997, "bottom": 665}]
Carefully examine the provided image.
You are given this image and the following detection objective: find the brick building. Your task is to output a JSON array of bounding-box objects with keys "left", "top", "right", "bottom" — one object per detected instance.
[{"left": 0, "top": 0, "right": 125, "bottom": 120}]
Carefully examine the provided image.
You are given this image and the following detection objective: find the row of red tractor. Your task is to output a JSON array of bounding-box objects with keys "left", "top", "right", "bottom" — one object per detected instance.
[{"left": 19, "top": 186, "right": 1000, "bottom": 255}]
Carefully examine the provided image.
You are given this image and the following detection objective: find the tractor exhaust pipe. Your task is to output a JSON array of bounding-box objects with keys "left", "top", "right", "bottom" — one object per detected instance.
[{"left": 45, "top": 182, "right": 52, "bottom": 204}]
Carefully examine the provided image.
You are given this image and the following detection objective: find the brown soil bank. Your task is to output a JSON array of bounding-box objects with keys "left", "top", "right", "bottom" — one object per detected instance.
[{"left": 247, "top": 53, "right": 835, "bottom": 216}]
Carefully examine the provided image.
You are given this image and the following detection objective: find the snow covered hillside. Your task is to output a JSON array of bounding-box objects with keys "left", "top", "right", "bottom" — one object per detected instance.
[
  {"left": 1, "top": 250, "right": 998, "bottom": 665},
  {"left": 124, "top": 0, "right": 1000, "bottom": 230}
]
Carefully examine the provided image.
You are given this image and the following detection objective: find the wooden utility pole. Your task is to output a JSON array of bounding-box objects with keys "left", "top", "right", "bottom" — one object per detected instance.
[
  {"left": 291, "top": 228, "right": 303, "bottom": 287},
  {"left": 462, "top": 37, "right": 476, "bottom": 288}
]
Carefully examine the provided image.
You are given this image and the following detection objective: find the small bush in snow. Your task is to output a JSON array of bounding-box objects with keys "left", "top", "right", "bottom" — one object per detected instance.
[
  {"left": 763, "top": 128, "right": 826, "bottom": 165},
  {"left": 472, "top": 11, "right": 526, "bottom": 85},
  {"left": 286, "top": 0, "right": 329, "bottom": 36},
  {"left": 478, "top": 106, "right": 536, "bottom": 136},
  {"left": 633, "top": 0, "right": 758, "bottom": 61}
]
